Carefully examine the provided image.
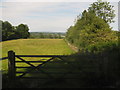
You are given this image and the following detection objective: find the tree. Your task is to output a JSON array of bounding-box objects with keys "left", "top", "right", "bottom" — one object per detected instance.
[
  {"left": 88, "top": 0, "right": 115, "bottom": 23},
  {"left": 2, "top": 21, "right": 13, "bottom": 41},
  {"left": 0, "top": 20, "right": 2, "bottom": 41},
  {"left": 65, "top": 9, "right": 114, "bottom": 52},
  {"left": 1, "top": 20, "right": 30, "bottom": 41},
  {"left": 39, "top": 33, "right": 45, "bottom": 38},
  {"left": 58, "top": 33, "right": 62, "bottom": 39},
  {"left": 16, "top": 24, "right": 30, "bottom": 39}
]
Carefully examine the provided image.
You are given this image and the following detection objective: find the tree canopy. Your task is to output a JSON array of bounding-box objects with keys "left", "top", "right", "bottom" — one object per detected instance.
[
  {"left": 1, "top": 20, "right": 30, "bottom": 41},
  {"left": 88, "top": 0, "right": 115, "bottom": 23},
  {"left": 65, "top": 0, "right": 118, "bottom": 53}
]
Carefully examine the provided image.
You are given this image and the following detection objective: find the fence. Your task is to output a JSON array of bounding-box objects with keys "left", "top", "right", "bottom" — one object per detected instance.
[
  {"left": 2, "top": 51, "right": 83, "bottom": 84},
  {"left": 1, "top": 50, "right": 114, "bottom": 88}
]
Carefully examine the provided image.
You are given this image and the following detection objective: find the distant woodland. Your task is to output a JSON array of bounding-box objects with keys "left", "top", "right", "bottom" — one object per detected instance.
[{"left": 30, "top": 32, "right": 65, "bottom": 39}]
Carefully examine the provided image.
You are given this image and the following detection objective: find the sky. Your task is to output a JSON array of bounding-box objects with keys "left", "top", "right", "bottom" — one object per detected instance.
[{"left": 0, "top": 0, "right": 119, "bottom": 32}]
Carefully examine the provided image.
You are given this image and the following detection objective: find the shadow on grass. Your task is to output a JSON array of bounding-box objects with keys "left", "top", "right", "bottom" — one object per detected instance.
[{"left": 2, "top": 49, "right": 120, "bottom": 88}]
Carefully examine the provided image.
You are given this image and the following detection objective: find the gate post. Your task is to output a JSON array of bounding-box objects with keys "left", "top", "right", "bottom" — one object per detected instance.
[{"left": 8, "top": 50, "right": 16, "bottom": 86}]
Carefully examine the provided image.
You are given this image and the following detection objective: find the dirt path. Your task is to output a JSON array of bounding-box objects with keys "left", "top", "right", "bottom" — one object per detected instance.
[{"left": 67, "top": 42, "right": 79, "bottom": 52}]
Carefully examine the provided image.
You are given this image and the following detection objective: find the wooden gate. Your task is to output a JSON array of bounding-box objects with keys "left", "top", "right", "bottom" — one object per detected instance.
[
  {"left": 8, "top": 50, "right": 77, "bottom": 83},
  {"left": 2, "top": 50, "right": 107, "bottom": 88}
]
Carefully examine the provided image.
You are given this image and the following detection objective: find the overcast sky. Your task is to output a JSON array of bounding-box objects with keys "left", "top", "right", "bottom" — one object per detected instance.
[{"left": 0, "top": 0, "right": 119, "bottom": 32}]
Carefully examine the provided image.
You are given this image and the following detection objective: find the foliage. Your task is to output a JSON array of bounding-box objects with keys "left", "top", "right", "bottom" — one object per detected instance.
[
  {"left": 30, "top": 32, "right": 65, "bottom": 39},
  {"left": 88, "top": 0, "right": 115, "bottom": 23},
  {"left": 85, "top": 40, "right": 118, "bottom": 53},
  {"left": 78, "top": 29, "right": 118, "bottom": 52},
  {"left": 15, "top": 24, "right": 30, "bottom": 39},
  {"left": 1, "top": 20, "right": 30, "bottom": 41},
  {"left": 65, "top": 0, "right": 118, "bottom": 54},
  {"left": 65, "top": 1, "right": 120, "bottom": 87}
]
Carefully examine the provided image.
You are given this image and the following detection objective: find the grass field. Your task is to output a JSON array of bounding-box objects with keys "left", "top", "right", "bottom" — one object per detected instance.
[
  {"left": 1, "top": 39, "right": 119, "bottom": 88},
  {"left": 1, "top": 39, "right": 75, "bottom": 71}
]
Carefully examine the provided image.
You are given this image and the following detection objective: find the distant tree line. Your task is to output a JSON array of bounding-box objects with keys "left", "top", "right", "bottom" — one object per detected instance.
[
  {"left": 0, "top": 20, "right": 30, "bottom": 41},
  {"left": 30, "top": 32, "right": 65, "bottom": 39}
]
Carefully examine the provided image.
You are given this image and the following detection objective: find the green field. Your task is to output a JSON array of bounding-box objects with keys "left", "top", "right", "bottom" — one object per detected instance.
[
  {"left": 1, "top": 39, "right": 119, "bottom": 88},
  {"left": 1, "top": 39, "right": 75, "bottom": 71}
]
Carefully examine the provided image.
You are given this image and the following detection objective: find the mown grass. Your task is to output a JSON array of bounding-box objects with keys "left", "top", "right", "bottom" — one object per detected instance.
[
  {"left": 1, "top": 39, "right": 78, "bottom": 88},
  {"left": 2, "top": 39, "right": 74, "bottom": 56},
  {"left": 1, "top": 39, "right": 119, "bottom": 88},
  {"left": 1, "top": 39, "right": 75, "bottom": 71}
]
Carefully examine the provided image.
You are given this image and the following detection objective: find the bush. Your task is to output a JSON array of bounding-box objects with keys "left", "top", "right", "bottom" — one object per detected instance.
[{"left": 85, "top": 40, "right": 118, "bottom": 53}]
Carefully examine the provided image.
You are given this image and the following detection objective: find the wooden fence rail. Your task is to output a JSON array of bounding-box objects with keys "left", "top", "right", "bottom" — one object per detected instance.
[
  {"left": 0, "top": 57, "right": 8, "bottom": 60},
  {"left": 1, "top": 50, "right": 102, "bottom": 81},
  {"left": 1, "top": 50, "right": 111, "bottom": 88},
  {"left": 5, "top": 50, "right": 77, "bottom": 83}
]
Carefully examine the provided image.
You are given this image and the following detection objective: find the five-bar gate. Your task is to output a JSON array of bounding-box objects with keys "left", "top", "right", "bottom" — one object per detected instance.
[{"left": 8, "top": 50, "right": 77, "bottom": 83}]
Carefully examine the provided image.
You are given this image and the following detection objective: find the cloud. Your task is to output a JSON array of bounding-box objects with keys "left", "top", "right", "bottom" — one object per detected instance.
[
  {"left": 1, "top": 1, "right": 118, "bottom": 32},
  {"left": 19, "top": 11, "right": 76, "bottom": 32},
  {"left": 28, "top": 16, "right": 75, "bottom": 32},
  {"left": 1, "top": 2, "right": 79, "bottom": 32},
  {"left": 2, "top": 2, "right": 54, "bottom": 18},
  {"left": 1, "top": 0, "right": 120, "bottom": 2}
]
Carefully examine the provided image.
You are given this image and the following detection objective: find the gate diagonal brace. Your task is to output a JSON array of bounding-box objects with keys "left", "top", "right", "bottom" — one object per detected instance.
[
  {"left": 16, "top": 56, "right": 36, "bottom": 68},
  {"left": 16, "top": 56, "right": 54, "bottom": 78}
]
